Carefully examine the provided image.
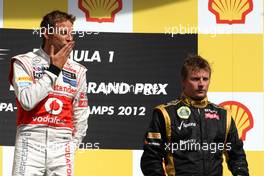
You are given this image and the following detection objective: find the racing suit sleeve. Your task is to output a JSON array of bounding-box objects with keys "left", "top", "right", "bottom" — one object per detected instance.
[
  {"left": 225, "top": 118, "right": 249, "bottom": 176},
  {"left": 11, "top": 60, "right": 60, "bottom": 111},
  {"left": 141, "top": 109, "right": 167, "bottom": 176},
  {"left": 72, "top": 69, "right": 89, "bottom": 149}
]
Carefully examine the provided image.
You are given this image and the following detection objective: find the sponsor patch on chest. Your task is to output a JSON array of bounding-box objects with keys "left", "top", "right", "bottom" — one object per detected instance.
[
  {"left": 204, "top": 109, "right": 220, "bottom": 120},
  {"left": 33, "top": 64, "right": 48, "bottom": 79},
  {"left": 177, "top": 121, "right": 196, "bottom": 130},
  {"left": 177, "top": 106, "right": 191, "bottom": 119},
  {"left": 62, "top": 70, "right": 77, "bottom": 87}
]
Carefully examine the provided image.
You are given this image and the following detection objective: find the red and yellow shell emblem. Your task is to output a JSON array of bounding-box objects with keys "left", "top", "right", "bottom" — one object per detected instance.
[
  {"left": 208, "top": 0, "right": 253, "bottom": 24},
  {"left": 78, "top": 0, "right": 122, "bottom": 23},
  {"left": 219, "top": 101, "right": 253, "bottom": 141}
]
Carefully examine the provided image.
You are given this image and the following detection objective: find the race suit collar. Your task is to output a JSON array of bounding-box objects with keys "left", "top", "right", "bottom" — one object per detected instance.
[
  {"left": 181, "top": 94, "right": 208, "bottom": 108},
  {"left": 37, "top": 47, "right": 50, "bottom": 63}
]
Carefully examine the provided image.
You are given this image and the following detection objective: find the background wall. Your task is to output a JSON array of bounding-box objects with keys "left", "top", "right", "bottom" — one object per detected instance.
[{"left": 0, "top": 0, "right": 263, "bottom": 175}]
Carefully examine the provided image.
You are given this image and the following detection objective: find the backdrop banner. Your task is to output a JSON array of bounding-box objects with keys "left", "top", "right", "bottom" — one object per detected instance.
[{"left": 0, "top": 28, "right": 197, "bottom": 149}]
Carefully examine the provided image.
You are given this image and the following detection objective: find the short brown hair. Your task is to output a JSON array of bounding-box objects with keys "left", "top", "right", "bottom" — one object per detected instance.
[
  {"left": 40, "top": 10, "right": 75, "bottom": 29},
  {"left": 40, "top": 10, "right": 76, "bottom": 45},
  {"left": 181, "top": 54, "right": 211, "bottom": 80}
]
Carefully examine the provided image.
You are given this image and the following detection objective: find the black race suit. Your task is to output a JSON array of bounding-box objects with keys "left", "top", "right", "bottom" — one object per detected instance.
[{"left": 141, "top": 96, "right": 249, "bottom": 176}]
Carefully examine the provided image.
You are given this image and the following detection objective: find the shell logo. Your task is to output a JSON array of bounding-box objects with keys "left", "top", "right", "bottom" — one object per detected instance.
[
  {"left": 208, "top": 0, "right": 253, "bottom": 24},
  {"left": 78, "top": 0, "right": 122, "bottom": 23},
  {"left": 219, "top": 101, "right": 254, "bottom": 141}
]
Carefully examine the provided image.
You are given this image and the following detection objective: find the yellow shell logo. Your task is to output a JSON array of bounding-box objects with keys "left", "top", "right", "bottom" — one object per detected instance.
[
  {"left": 208, "top": 0, "right": 253, "bottom": 24},
  {"left": 78, "top": 0, "right": 122, "bottom": 23},
  {"left": 219, "top": 101, "right": 254, "bottom": 141}
]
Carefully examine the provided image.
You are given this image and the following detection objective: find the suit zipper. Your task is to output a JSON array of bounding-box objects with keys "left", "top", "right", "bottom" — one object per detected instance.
[{"left": 198, "top": 108, "right": 205, "bottom": 175}]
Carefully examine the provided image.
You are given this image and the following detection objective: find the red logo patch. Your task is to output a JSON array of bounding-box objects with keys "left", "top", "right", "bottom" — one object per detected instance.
[
  {"left": 208, "top": 0, "right": 253, "bottom": 24},
  {"left": 219, "top": 101, "right": 254, "bottom": 141},
  {"left": 78, "top": 0, "right": 123, "bottom": 23}
]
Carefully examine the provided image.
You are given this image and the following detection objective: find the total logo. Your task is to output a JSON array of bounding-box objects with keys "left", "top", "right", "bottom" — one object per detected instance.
[
  {"left": 78, "top": 0, "right": 122, "bottom": 22},
  {"left": 219, "top": 101, "right": 254, "bottom": 141},
  {"left": 45, "top": 98, "right": 63, "bottom": 115},
  {"left": 208, "top": 0, "right": 253, "bottom": 24}
]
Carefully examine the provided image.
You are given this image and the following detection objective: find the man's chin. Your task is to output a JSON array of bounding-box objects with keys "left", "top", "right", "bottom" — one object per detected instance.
[{"left": 193, "top": 94, "right": 206, "bottom": 101}]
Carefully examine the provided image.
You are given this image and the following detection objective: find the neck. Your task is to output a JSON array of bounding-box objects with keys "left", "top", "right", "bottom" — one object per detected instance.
[{"left": 42, "top": 44, "right": 50, "bottom": 55}]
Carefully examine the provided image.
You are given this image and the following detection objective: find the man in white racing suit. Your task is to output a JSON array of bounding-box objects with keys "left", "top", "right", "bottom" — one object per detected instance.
[{"left": 9, "top": 10, "right": 89, "bottom": 176}]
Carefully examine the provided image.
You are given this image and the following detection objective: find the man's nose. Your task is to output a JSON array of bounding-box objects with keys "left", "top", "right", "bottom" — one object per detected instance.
[
  {"left": 67, "top": 34, "right": 73, "bottom": 41},
  {"left": 198, "top": 79, "right": 204, "bottom": 87}
]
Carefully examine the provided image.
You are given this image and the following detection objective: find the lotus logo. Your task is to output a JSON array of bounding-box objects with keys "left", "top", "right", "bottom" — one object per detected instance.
[
  {"left": 78, "top": 0, "right": 122, "bottom": 23},
  {"left": 208, "top": 0, "right": 253, "bottom": 24},
  {"left": 219, "top": 101, "right": 253, "bottom": 141}
]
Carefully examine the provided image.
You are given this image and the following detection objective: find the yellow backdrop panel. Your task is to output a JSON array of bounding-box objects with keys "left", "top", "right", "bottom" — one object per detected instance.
[
  {"left": 263, "top": 14, "right": 264, "bottom": 92},
  {"left": 3, "top": 0, "right": 67, "bottom": 29},
  {"left": 199, "top": 34, "right": 263, "bottom": 92},
  {"left": 74, "top": 149, "right": 132, "bottom": 176},
  {"left": 133, "top": 0, "right": 197, "bottom": 33},
  {"left": 74, "top": 150, "right": 263, "bottom": 176},
  {"left": 223, "top": 151, "right": 264, "bottom": 175}
]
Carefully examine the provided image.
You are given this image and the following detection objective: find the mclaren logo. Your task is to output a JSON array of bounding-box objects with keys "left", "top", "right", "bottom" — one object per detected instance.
[
  {"left": 78, "top": 0, "right": 122, "bottom": 23},
  {"left": 208, "top": 0, "right": 253, "bottom": 24},
  {"left": 219, "top": 101, "right": 253, "bottom": 141},
  {"left": 0, "top": 48, "right": 10, "bottom": 60}
]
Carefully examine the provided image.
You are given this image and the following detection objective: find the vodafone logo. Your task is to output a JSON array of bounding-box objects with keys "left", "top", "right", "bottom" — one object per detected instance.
[
  {"left": 45, "top": 98, "right": 63, "bottom": 115},
  {"left": 32, "top": 116, "right": 65, "bottom": 125}
]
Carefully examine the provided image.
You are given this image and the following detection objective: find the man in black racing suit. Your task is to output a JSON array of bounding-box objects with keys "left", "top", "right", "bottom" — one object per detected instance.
[{"left": 141, "top": 55, "right": 249, "bottom": 176}]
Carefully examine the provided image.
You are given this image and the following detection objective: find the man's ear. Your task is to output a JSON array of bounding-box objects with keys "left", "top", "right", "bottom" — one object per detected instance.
[
  {"left": 42, "top": 28, "right": 49, "bottom": 40},
  {"left": 43, "top": 31, "right": 49, "bottom": 40},
  {"left": 181, "top": 79, "right": 185, "bottom": 90}
]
